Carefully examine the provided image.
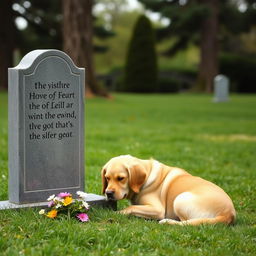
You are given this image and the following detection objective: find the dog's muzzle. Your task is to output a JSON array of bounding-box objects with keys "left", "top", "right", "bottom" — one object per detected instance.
[{"left": 106, "top": 191, "right": 115, "bottom": 200}]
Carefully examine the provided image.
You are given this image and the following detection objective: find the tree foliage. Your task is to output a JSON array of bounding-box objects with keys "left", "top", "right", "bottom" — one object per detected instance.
[
  {"left": 139, "top": 0, "right": 256, "bottom": 55},
  {"left": 0, "top": 0, "right": 15, "bottom": 90},
  {"left": 1, "top": 0, "right": 114, "bottom": 95},
  {"left": 14, "top": 0, "right": 114, "bottom": 55},
  {"left": 138, "top": 0, "right": 256, "bottom": 92}
]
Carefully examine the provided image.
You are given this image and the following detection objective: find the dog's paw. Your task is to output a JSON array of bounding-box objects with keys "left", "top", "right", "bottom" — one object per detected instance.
[
  {"left": 159, "top": 219, "right": 180, "bottom": 225},
  {"left": 118, "top": 208, "right": 131, "bottom": 215}
]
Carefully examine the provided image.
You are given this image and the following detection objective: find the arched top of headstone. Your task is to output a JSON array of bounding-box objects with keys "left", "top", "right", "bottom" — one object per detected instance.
[
  {"left": 214, "top": 74, "right": 229, "bottom": 83},
  {"left": 13, "top": 49, "right": 83, "bottom": 75}
]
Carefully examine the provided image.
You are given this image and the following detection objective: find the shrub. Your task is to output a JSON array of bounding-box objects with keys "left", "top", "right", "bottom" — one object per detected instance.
[
  {"left": 123, "top": 15, "right": 158, "bottom": 92},
  {"left": 157, "top": 77, "right": 181, "bottom": 93},
  {"left": 219, "top": 53, "right": 256, "bottom": 93}
]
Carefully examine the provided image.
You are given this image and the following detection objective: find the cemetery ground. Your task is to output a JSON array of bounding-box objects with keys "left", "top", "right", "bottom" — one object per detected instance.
[{"left": 0, "top": 92, "right": 256, "bottom": 256}]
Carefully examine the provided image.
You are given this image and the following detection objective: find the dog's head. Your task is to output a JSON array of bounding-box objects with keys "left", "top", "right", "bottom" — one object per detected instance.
[{"left": 101, "top": 155, "right": 148, "bottom": 200}]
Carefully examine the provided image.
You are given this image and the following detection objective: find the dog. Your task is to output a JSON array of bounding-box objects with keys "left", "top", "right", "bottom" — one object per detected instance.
[{"left": 101, "top": 155, "right": 236, "bottom": 225}]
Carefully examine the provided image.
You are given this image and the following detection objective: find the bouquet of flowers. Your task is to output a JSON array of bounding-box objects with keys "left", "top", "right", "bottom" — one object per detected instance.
[{"left": 39, "top": 191, "right": 89, "bottom": 222}]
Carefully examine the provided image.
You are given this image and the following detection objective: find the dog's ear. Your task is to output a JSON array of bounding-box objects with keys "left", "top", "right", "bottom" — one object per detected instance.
[
  {"left": 101, "top": 168, "right": 107, "bottom": 194},
  {"left": 127, "top": 164, "right": 147, "bottom": 193}
]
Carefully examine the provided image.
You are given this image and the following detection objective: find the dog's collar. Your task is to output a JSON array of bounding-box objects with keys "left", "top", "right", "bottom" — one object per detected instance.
[{"left": 142, "top": 160, "right": 161, "bottom": 189}]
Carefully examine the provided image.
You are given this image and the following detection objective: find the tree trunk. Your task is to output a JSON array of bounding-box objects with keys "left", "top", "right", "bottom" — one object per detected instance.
[
  {"left": 196, "top": 0, "right": 219, "bottom": 93},
  {"left": 62, "top": 0, "right": 108, "bottom": 97},
  {"left": 0, "top": 0, "right": 14, "bottom": 90}
]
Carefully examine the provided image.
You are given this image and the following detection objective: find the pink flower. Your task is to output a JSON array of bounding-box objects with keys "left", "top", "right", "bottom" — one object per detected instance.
[
  {"left": 48, "top": 200, "right": 55, "bottom": 207},
  {"left": 57, "top": 192, "right": 71, "bottom": 198},
  {"left": 76, "top": 213, "right": 89, "bottom": 222}
]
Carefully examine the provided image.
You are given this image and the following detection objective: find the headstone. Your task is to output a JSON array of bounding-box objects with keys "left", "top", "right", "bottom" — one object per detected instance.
[
  {"left": 0, "top": 50, "right": 80, "bottom": 206},
  {"left": 213, "top": 74, "right": 229, "bottom": 102},
  {"left": 8, "top": 50, "right": 85, "bottom": 204}
]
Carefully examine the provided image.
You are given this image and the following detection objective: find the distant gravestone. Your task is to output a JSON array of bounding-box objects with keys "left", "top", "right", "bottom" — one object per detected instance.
[
  {"left": 213, "top": 74, "right": 229, "bottom": 102},
  {"left": 8, "top": 50, "right": 85, "bottom": 204}
]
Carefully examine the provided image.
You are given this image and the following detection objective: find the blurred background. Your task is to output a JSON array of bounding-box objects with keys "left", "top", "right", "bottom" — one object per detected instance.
[{"left": 1, "top": 0, "right": 256, "bottom": 97}]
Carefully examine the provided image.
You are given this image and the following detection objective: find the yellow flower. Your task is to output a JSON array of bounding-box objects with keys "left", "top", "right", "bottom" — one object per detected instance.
[
  {"left": 46, "top": 209, "right": 58, "bottom": 218},
  {"left": 63, "top": 196, "right": 73, "bottom": 206}
]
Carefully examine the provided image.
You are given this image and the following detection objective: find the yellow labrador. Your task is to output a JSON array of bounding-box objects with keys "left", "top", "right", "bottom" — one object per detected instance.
[{"left": 101, "top": 155, "right": 236, "bottom": 225}]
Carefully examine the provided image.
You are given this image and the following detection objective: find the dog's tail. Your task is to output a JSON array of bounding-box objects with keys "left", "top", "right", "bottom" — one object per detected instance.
[{"left": 160, "top": 214, "right": 235, "bottom": 226}]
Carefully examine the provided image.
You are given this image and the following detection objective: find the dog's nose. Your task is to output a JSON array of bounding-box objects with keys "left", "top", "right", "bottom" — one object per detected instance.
[{"left": 106, "top": 191, "right": 115, "bottom": 200}]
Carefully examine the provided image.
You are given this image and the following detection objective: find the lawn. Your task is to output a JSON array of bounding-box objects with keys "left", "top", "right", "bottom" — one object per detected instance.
[{"left": 0, "top": 92, "right": 256, "bottom": 255}]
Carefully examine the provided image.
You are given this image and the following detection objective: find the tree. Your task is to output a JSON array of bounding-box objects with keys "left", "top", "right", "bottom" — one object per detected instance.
[
  {"left": 62, "top": 0, "right": 108, "bottom": 97},
  {"left": 123, "top": 15, "right": 157, "bottom": 92},
  {"left": 5, "top": 0, "right": 113, "bottom": 95},
  {"left": 139, "top": 0, "right": 256, "bottom": 92},
  {"left": 139, "top": 0, "right": 218, "bottom": 92},
  {"left": 197, "top": 0, "right": 219, "bottom": 92},
  {"left": 0, "top": 0, "right": 15, "bottom": 90}
]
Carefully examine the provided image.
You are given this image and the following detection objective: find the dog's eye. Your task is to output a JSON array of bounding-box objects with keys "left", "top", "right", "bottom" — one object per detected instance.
[{"left": 117, "top": 177, "right": 124, "bottom": 181}]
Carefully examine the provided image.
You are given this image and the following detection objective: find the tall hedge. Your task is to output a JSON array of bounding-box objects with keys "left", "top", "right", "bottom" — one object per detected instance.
[
  {"left": 123, "top": 15, "right": 157, "bottom": 92},
  {"left": 220, "top": 53, "right": 256, "bottom": 93}
]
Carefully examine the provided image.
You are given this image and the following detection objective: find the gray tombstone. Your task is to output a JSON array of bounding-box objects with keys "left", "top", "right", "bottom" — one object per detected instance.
[
  {"left": 213, "top": 74, "right": 229, "bottom": 102},
  {"left": 8, "top": 50, "right": 85, "bottom": 204}
]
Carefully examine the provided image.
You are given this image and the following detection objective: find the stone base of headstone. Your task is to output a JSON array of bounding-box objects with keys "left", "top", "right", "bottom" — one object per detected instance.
[
  {"left": 213, "top": 97, "right": 229, "bottom": 103},
  {"left": 0, "top": 193, "right": 116, "bottom": 211}
]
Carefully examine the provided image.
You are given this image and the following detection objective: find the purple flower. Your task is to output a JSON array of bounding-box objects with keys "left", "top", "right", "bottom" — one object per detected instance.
[
  {"left": 48, "top": 200, "right": 55, "bottom": 207},
  {"left": 57, "top": 192, "right": 71, "bottom": 198},
  {"left": 76, "top": 213, "right": 89, "bottom": 222}
]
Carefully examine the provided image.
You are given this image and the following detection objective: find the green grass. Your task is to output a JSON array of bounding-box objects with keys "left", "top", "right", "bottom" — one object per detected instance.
[{"left": 0, "top": 92, "right": 256, "bottom": 255}]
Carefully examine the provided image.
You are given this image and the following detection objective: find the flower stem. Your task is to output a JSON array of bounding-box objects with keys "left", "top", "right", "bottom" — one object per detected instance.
[{"left": 68, "top": 209, "right": 70, "bottom": 220}]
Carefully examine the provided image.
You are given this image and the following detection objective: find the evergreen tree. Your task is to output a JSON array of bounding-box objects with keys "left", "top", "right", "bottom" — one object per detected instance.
[{"left": 124, "top": 15, "right": 157, "bottom": 92}]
